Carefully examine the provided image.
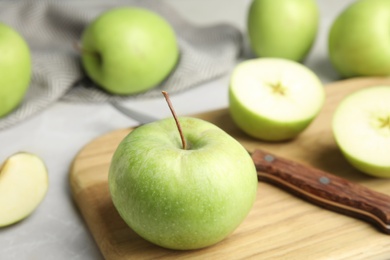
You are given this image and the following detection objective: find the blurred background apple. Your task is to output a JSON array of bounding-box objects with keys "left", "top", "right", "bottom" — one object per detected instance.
[
  {"left": 81, "top": 7, "right": 179, "bottom": 95},
  {"left": 328, "top": 0, "right": 390, "bottom": 78},
  {"left": 247, "top": 0, "right": 319, "bottom": 62},
  {"left": 0, "top": 23, "right": 31, "bottom": 118}
]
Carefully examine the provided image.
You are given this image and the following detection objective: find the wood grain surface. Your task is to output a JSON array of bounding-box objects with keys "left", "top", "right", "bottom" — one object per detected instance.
[
  {"left": 70, "top": 77, "right": 390, "bottom": 260},
  {"left": 252, "top": 149, "right": 390, "bottom": 235}
]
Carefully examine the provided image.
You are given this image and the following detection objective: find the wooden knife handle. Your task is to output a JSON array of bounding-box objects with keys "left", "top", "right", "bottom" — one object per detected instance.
[{"left": 251, "top": 149, "right": 390, "bottom": 234}]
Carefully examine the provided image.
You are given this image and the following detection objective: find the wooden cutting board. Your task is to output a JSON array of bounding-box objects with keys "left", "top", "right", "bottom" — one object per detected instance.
[{"left": 70, "top": 77, "right": 390, "bottom": 260}]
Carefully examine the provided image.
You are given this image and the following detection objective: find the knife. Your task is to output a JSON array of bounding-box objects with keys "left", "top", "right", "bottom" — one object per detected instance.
[{"left": 110, "top": 101, "right": 390, "bottom": 235}]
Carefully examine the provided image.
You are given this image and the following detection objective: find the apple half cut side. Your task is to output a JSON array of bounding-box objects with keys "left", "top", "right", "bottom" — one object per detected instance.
[
  {"left": 333, "top": 86, "right": 390, "bottom": 178},
  {"left": 0, "top": 152, "right": 48, "bottom": 227},
  {"left": 229, "top": 58, "right": 325, "bottom": 141}
]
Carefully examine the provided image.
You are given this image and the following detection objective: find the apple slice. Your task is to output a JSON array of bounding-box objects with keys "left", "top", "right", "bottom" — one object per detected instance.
[
  {"left": 333, "top": 86, "right": 390, "bottom": 178},
  {"left": 229, "top": 58, "right": 325, "bottom": 141},
  {"left": 0, "top": 152, "right": 48, "bottom": 227}
]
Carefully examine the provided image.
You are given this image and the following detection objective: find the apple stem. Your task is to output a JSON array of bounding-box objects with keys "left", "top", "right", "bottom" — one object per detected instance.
[
  {"left": 72, "top": 41, "right": 99, "bottom": 58},
  {"left": 162, "top": 91, "right": 187, "bottom": 150}
]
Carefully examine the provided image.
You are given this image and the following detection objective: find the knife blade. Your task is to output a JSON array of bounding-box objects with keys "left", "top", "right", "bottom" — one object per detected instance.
[{"left": 110, "top": 101, "right": 390, "bottom": 234}]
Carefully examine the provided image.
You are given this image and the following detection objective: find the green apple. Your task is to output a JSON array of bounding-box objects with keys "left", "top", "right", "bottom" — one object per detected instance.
[
  {"left": 333, "top": 86, "right": 390, "bottom": 178},
  {"left": 0, "top": 152, "right": 48, "bottom": 227},
  {"left": 229, "top": 58, "right": 325, "bottom": 141},
  {"left": 108, "top": 117, "right": 258, "bottom": 250},
  {"left": 247, "top": 0, "right": 319, "bottom": 61},
  {"left": 328, "top": 0, "right": 390, "bottom": 78},
  {"left": 0, "top": 23, "right": 31, "bottom": 118},
  {"left": 81, "top": 7, "right": 179, "bottom": 95}
]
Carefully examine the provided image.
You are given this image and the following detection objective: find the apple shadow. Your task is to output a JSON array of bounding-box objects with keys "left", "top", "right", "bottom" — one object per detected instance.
[
  {"left": 87, "top": 183, "right": 211, "bottom": 258},
  {"left": 310, "top": 145, "right": 374, "bottom": 183},
  {"left": 209, "top": 109, "right": 376, "bottom": 186},
  {"left": 210, "top": 111, "right": 273, "bottom": 147}
]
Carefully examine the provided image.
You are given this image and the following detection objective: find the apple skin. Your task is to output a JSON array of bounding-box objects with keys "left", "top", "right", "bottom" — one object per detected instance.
[
  {"left": 0, "top": 23, "right": 31, "bottom": 118},
  {"left": 108, "top": 117, "right": 258, "bottom": 250},
  {"left": 328, "top": 0, "right": 390, "bottom": 78},
  {"left": 342, "top": 154, "right": 390, "bottom": 179},
  {"left": 229, "top": 95, "right": 311, "bottom": 141},
  {"left": 332, "top": 86, "right": 390, "bottom": 178},
  {"left": 229, "top": 58, "right": 325, "bottom": 142},
  {"left": 81, "top": 8, "right": 179, "bottom": 95},
  {"left": 247, "top": 0, "right": 318, "bottom": 61}
]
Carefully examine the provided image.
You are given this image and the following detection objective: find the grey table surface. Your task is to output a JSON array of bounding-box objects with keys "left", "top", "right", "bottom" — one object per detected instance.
[{"left": 0, "top": 0, "right": 354, "bottom": 259}]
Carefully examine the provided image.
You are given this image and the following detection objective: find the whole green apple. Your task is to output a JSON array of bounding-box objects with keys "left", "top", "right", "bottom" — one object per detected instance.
[
  {"left": 108, "top": 117, "right": 258, "bottom": 250},
  {"left": 229, "top": 58, "right": 324, "bottom": 141},
  {"left": 333, "top": 86, "right": 390, "bottom": 178},
  {"left": 247, "top": 0, "right": 318, "bottom": 61},
  {"left": 81, "top": 8, "right": 179, "bottom": 95},
  {"left": 0, "top": 23, "right": 31, "bottom": 118},
  {"left": 329, "top": 0, "right": 390, "bottom": 78}
]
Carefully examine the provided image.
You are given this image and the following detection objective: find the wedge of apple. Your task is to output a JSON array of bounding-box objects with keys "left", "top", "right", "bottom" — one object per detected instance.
[
  {"left": 333, "top": 86, "right": 390, "bottom": 178},
  {"left": 229, "top": 58, "right": 325, "bottom": 141},
  {"left": 0, "top": 152, "right": 48, "bottom": 227}
]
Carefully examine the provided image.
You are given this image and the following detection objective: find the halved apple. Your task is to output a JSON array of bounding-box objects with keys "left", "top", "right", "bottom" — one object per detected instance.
[
  {"left": 333, "top": 86, "right": 390, "bottom": 177},
  {"left": 229, "top": 58, "right": 325, "bottom": 141},
  {"left": 0, "top": 152, "right": 48, "bottom": 227}
]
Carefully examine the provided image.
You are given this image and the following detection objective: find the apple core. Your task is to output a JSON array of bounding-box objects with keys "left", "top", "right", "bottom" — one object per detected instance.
[
  {"left": 268, "top": 82, "right": 287, "bottom": 96},
  {"left": 378, "top": 116, "right": 390, "bottom": 130}
]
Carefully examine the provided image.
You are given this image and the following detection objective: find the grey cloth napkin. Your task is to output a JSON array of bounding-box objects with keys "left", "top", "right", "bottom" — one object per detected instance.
[{"left": 0, "top": 0, "right": 243, "bottom": 130}]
